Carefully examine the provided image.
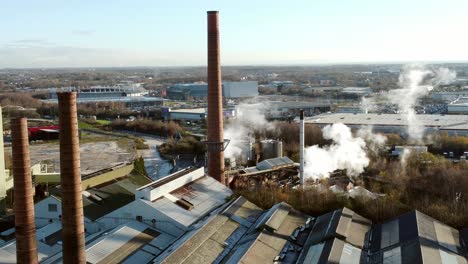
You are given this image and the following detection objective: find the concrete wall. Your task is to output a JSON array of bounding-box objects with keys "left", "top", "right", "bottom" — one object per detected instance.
[
  {"left": 81, "top": 163, "right": 134, "bottom": 190},
  {"left": 32, "top": 163, "right": 134, "bottom": 189},
  {"left": 136, "top": 167, "right": 204, "bottom": 202}
]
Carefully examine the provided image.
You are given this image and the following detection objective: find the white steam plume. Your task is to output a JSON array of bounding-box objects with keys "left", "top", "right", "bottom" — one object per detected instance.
[
  {"left": 224, "top": 103, "right": 273, "bottom": 160},
  {"left": 304, "top": 123, "right": 385, "bottom": 180},
  {"left": 388, "top": 65, "right": 456, "bottom": 142},
  {"left": 357, "top": 125, "right": 387, "bottom": 153}
]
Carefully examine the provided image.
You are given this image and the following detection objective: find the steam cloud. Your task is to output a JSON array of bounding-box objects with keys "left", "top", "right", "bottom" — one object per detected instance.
[
  {"left": 379, "top": 65, "right": 455, "bottom": 142},
  {"left": 224, "top": 103, "right": 273, "bottom": 160},
  {"left": 304, "top": 124, "right": 385, "bottom": 180},
  {"left": 226, "top": 64, "right": 455, "bottom": 180}
]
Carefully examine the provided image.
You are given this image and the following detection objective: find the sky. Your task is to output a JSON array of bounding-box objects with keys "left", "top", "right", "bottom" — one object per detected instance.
[{"left": 2, "top": 0, "right": 468, "bottom": 68}]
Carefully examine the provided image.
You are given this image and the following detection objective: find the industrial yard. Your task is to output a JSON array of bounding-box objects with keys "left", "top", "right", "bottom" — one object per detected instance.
[
  {"left": 0, "top": 2, "right": 468, "bottom": 264},
  {"left": 5, "top": 139, "right": 134, "bottom": 175}
]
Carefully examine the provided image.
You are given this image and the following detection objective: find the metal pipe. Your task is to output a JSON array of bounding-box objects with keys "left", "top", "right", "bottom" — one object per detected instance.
[
  {"left": 207, "top": 11, "right": 225, "bottom": 184},
  {"left": 11, "top": 117, "right": 38, "bottom": 264},
  {"left": 299, "top": 110, "right": 305, "bottom": 185},
  {"left": 57, "top": 92, "right": 86, "bottom": 263}
]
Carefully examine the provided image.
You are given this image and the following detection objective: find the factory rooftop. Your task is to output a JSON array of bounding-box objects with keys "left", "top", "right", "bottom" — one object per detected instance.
[
  {"left": 368, "top": 210, "right": 467, "bottom": 263},
  {"left": 2, "top": 150, "right": 467, "bottom": 264},
  {"left": 307, "top": 113, "right": 468, "bottom": 131},
  {"left": 242, "top": 157, "right": 296, "bottom": 175},
  {"left": 155, "top": 197, "right": 313, "bottom": 264},
  {"left": 82, "top": 221, "right": 176, "bottom": 264}
]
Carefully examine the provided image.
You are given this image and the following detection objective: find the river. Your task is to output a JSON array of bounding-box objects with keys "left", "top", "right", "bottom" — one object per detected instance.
[{"left": 137, "top": 136, "right": 173, "bottom": 180}]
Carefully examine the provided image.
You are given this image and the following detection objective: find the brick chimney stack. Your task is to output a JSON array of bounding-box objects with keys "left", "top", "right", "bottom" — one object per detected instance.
[{"left": 207, "top": 11, "right": 225, "bottom": 184}]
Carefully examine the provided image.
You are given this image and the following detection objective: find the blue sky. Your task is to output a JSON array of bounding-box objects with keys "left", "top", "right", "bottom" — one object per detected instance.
[{"left": 2, "top": 0, "right": 468, "bottom": 68}]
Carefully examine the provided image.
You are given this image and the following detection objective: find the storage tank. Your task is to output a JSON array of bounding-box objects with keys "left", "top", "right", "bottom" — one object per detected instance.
[
  {"left": 261, "top": 139, "right": 283, "bottom": 160},
  {"left": 237, "top": 140, "right": 254, "bottom": 165}
]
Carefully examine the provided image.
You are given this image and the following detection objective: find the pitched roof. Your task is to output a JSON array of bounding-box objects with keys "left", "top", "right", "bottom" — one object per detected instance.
[
  {"left": 368, "top": 210, "right": 468, "bottom": 264},
  {"left": 156, "top": 196, "right": 262, "bottom": 264}
]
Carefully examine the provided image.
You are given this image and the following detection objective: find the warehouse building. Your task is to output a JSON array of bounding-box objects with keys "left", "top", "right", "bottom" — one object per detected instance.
[
  {"left": 166, "top": 81, "right": 258, "bottom": 100},
  {"left": 432, "top": 91, "right": 468, "bottom": 102},
  {"left": 307, "top": 113, "right": 468, "bottom": 136},
  {"left": 368, "top": 211, "right": 467, "bottom": 263},
  {"left": 237, "top": 101, "right": 331, "bottom": 120},
  {"left": 162, "top": 108, "right": 207, "bottom": 121},
  {"left": 46, "top": 85, "right": 164, "bottom": 109},
  {"left": 448, "top": 97, "right": 468, "bottom": 114}
]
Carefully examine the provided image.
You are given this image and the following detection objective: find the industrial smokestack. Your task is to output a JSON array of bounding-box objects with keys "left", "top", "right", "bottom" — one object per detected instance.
[
  {"left": 11, "top": 118, "right": 38, "bottom": 264},
  {"left": 57, "top": 92, "right": 86, "bottom": 263},
  {"left": 299, "top": 110, "right": 305, "bottom": 185},
  {"left": 207, "top": 11, "right": 225, "bottom": 184}
]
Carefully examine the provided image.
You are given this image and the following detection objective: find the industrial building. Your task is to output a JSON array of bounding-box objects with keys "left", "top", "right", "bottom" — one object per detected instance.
[
  {"left": 307, "top": 113, "right": 468, "bottom": 136},
  {"left": 46, "top": 84, "right": 164, "bottom": 109},
  {"left": 341, "top": 87, "right": 373, "bottom": 96},
  {"left": 367, "top": 210, "right": 467, "bottom": 263},
  {"left": 3, "top": 194, "right": 467, "bottom": 264},
  {"left": 432, "top": 91, "right": 468, "bottom": 102},
  {"left": 2, "top": 11, "right": 468, "bottom": 264},
  {"left": 166, "top": 81, "right": 258, "bottom": 100},
  {"left": 448, "top": 97, "right": 468, "bottom": 114},
  {"left": 237, "top": 101, "right": 331, "bottom": 120},
  {"left": 162, "top": 108, "right": 207, "bottom": 121}
]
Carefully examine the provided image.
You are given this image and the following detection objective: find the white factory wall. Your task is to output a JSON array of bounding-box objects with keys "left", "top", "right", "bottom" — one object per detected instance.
[
  {"left": 34, "top": 196, "right": 63, "bottom": 228},
  {"left": 34, "top": 196, "right": 96, "bottom": 232},
  {"left": 93, "top": 199, "right": 185, "bottom": 236},
  {"left": 136, "top": 167, "right": 204, "bottom": 202},
  {"left": 223, "top": 81, "right": 258, "bottom": 98}
]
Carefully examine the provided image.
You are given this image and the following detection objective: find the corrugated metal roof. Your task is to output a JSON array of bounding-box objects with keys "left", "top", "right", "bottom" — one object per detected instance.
[
  {"left": 156, "top": 197, "right": 262, "bottom": 264},
  {"left": 85, "top": 221, "right": 161, "bottom": 264},
  {"left": 142, "top": 176, "right": 232, "bottom": 227},
  {"left": 256, "top": 157, "right": 295, "bottom": 171},
  {"left": 367, "top": 210, "right": 468, "bottom": 263}
]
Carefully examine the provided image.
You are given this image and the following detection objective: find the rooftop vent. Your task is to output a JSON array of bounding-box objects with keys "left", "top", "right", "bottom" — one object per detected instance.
[{"left": 176, "top": 198, "right": 194, "bottom": 211}]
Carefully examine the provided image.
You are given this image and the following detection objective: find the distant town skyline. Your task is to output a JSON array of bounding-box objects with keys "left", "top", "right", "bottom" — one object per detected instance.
[{"left": 2, "top": 0, "right": 468, "bottom": 68}]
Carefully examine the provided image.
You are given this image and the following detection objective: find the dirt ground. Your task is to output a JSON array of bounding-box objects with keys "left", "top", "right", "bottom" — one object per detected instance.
[{"left": 4, "top": 140, "right": 134, "bottom": 174}]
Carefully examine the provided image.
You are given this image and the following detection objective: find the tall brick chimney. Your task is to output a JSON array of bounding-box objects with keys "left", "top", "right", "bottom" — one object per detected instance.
[
  {"left": 11, "top": 118, "right": 38, "bottom": 264},
  {"left": 207, "top": 11, "right": 225, "bottom": 184},
  {"left": 57, "top": 92, "right": 86, "bottom": 263}
]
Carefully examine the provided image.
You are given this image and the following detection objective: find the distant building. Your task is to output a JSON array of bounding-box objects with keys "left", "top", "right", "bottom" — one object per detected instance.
[
  {"left": 162, "top": 107, "right": 207, "bottom": 121},
  {"left": 46, "top": 84, "right": 164, "bottom": 109},
  {"left": 432, "top": 92, "right": 468, "bottom": 102},
  {"left": 307, "top": 113, "right": 468, "bottom": 136},
  {"left": 28, "top": 125, "right": 59, "bottom": 141},
  {"left": 166, "top": 81, "right": 258, "bottom": 100},
  {"left": 237, "top": 101, "right": 331, "bottom": 119},
  {"left": 336, "top": 106, "right": 365, "bottom": 114},
  {"left": 392, "top": 146, "right": 428, "bottom": 157},
  {"left": 448, "top": 97, "right": 468, "bottom": 114},
  {"left": 271, "top": 80, "right": 294, "bottom": 87},
  {"left": 341, "top": 87, "right": 373, "bottom": 96},
  {"left": 161, "top": 107, "right": 237, "bottom": 121}
]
